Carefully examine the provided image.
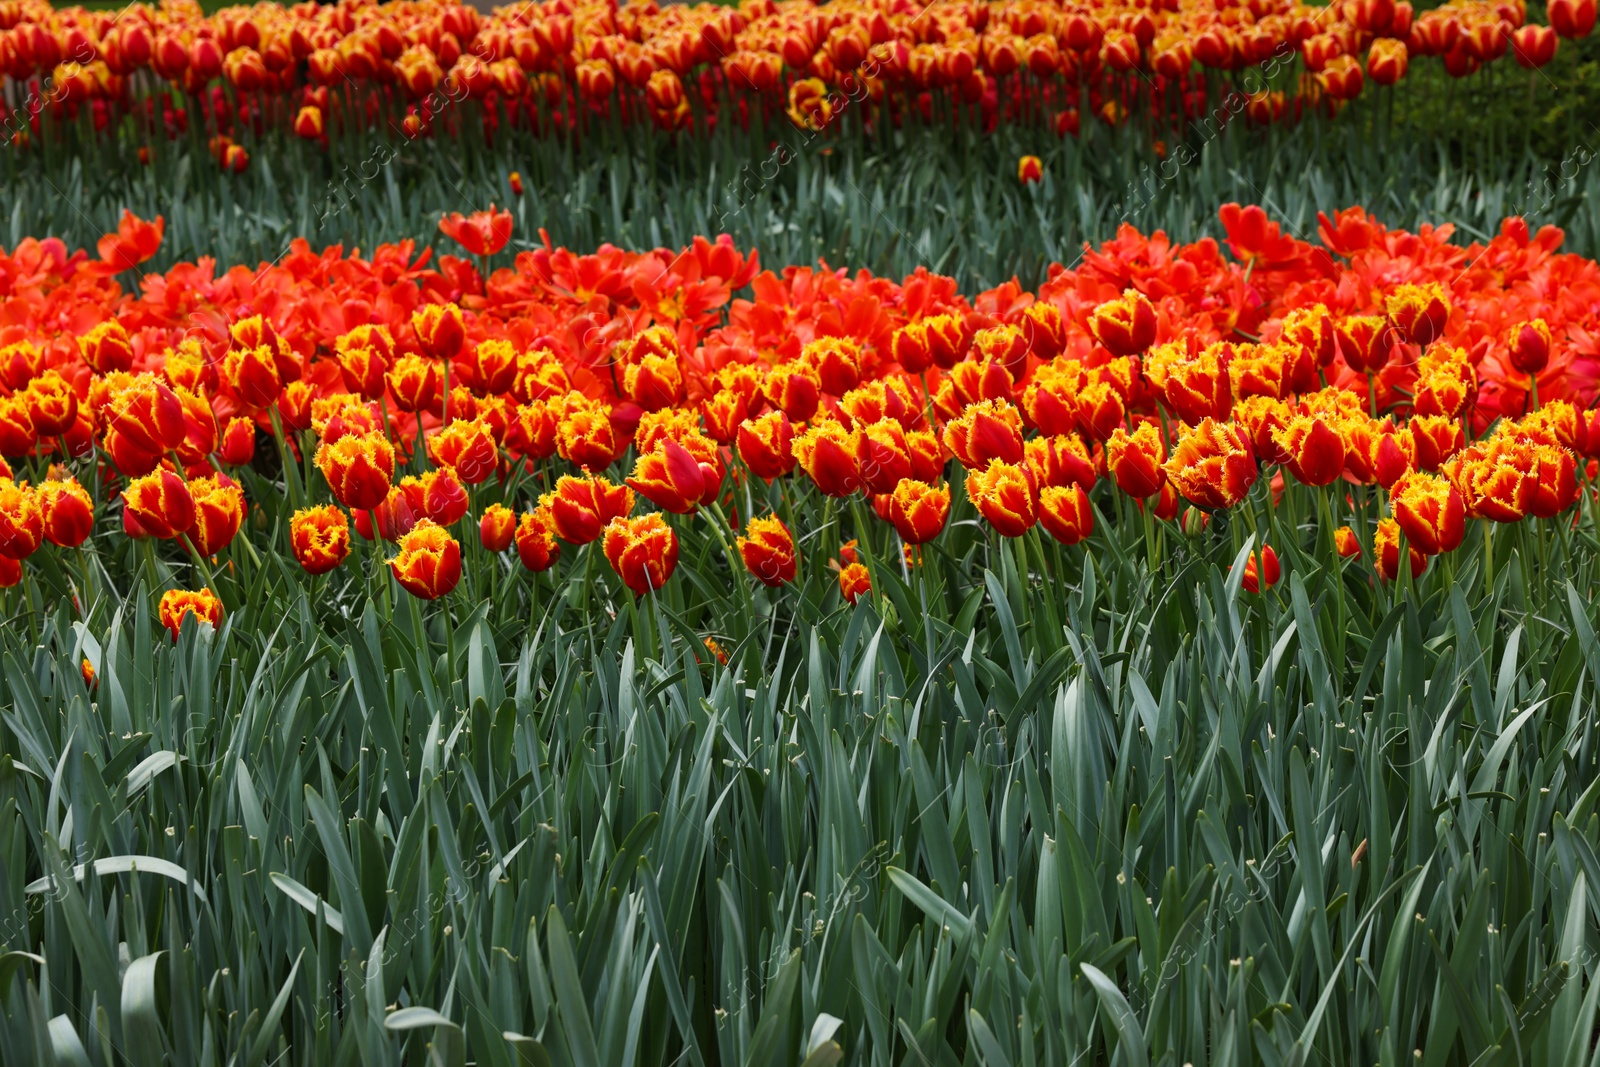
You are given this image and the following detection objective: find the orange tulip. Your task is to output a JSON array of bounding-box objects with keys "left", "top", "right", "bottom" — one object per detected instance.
[
  {"left": 1274, "top": 415, "right": 1347, "bottom": 486},
  {"left": 428, "top": 418, "right": 499, "bottom": 484},
  {"left": 1409, "top": 414, "right": 1463, "bottom": 471},
  {"left": 121, "top": 469, "right": 195, "bottom": 540},
  {"left": 1335, "top": 315, "right": 1396, "bottom": 375},
  {"left": 702, "top": 389, "right": 749, "bottom": 445},
  {"left": 794, "top": 421, "right": 862, "bottom": 497},
  {"left": 542, "top": 475, "right": 634, "bottom": 545},
  {"left": 1075, "top": 381, "right": 1127, "bottom": 442},
  {"left": 891, "top": 321, "right": 935, "bottom": 374},
  {"left": 439, "top": 206, "right": 513, "bottom": 257},
  {"left": 738, "top": 515, "right": 798, "bottom": 586},
  {"left": 943, "top": 399, "right": 1025, "bottom": 469},
  {"left": 1240, "top": 544, "right": 1280, "bottom": 593},
  {"left": 316, "top": 431, "right": 395, "bottom": 511},
  {"left": 0, "top": 479, "right": 44, "bottom": 559},
  {"left": 1165, "top": 419, "right": 1258, "bottom": 510},
  {"left": 290, "top": 505, "right": 351, "bottom": 575},
  {"left": 838, "top": 561, "right": 871, "bottom": 604},
  {"left": 1548, "top": 0, "right": 1596, "bottom": 39},
  {"left": 389, "top": 519, "right": 462, "bottom": 599},
  {"left": 603, "top": 513, "right": 679, "bottom": 595},
  {"left": 1389, "top": 471, "right": 1465, "bottom": 553},
  {"left": 479, "top": 504, "right": 515, "bottom": 551},
  {"left": 1413, "top": 366, "right": 1474, "bottom": 418},
  {"left": 515, "top": 507, "right": 561, "bottom": 572},
  {"left": 1038, "top": 483, "right": 1093, "bottom": 546},
  {"left": 219, "top": 416, "right": 255, "bottom": 466},
  {"left": 1088, "top": 290, "right": 1158, "bottom": 357},
  {"left": 512, "top": 348, "right": 573, "bottom": 404},
  {"left": 278, "top": 381, "right": 315, "bottom": 432},
  {"left": 1106, "top": 423, "right": 1167, "bottom": 498},
  {"left": 39, "top": 478, "right": 93, "bottom": 548},
  {"left": 1374, "top": 517, "right": 1426, "bottom": 580},
  {"left": 185, "top": 474, "right": 245, "bottom": 557},
  {"left": 966, "top": 459, "right": 1038, "bottom": 537},
  {"left": 1334, "top": 525, "right": 1361, "bottom": 558},
  {"left": 158, "top": 588, "right": 223, "bottom": 640},
  {"left": 1366, "top": 37, "right": 1409, "bottom": 83},
  {"left": 387, "top": 354, "right": 442, "bottom": 414},
  {"left": 888, "top": 478, "right": 950, "bottom": 544}
]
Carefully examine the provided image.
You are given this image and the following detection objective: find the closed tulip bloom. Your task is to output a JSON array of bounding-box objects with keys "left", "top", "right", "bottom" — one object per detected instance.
[
  {"left": 223, "top": 344, "right": 282, "bottom": 409},
  {"left": 316, "top": 431, "right": 395, "bottom": 511},
  {"left": 922, "top": 314, "right": 972, "bottom": 370},
  {"left": 372, "top": 485, "right": 421, "bottom": 543},
  {"left": 1408, "top": 414, "right": 1463, "bottom": 471},
  {"left": 1367, "top": 37, "right": 1409, "bottom": 83},
  {"left": 556, "top": 404, "right": 628, "bottom": 471},
  {"left": 1163, "top": 348, "right": 1232, "bottom": 425},
  {"left": 0, "top": 397, "right": 34, "bottom": 457},
  {"left": 1021, "top": 303, "right": 1067, "bottom": 361},
  {"left": 888, "top": 478, "right": 950, "bottom": 544},
  {"left": 891, "top": 321, "right": 934, "bottom": 373},
  {"left": 940, "top": 358, "right": 1015, "bottom": 414},
  {"left": 794, "top": 421, "right": 863, "bottom": 497},
  {"left": 293, "top": 104, "right": 324, "bottom": 139},
  {"left": 412, "top": 303, "right": 466, "bottom": 360},
  {"left": 0, "top": 479, "right": 44, "bottom": 559},
  {"left": 966, "top": 459, "right": 1038, "bottom": 537},
  {"left": 1022, "top": 363, "right": 1082, "bottom": 436},
  {"left": 765, "top": 362, "right": 822, "bottom": 423},
  {"left": 943, "top": 399, "right": 1024, "bottom": 469},
  {"left": 186, "top": 474, "right": 245, "bottom": 556},
  {"left": 1088, "top": 290, "right": 1158, "bottom": 357},
  {"left": 1075, "top": 381, "right": 1126, "bottom": 442},
  {"left": 1548, "top": 0, "right": 1596, "bottom": 39},
  {"left": 856, "top": 419, "right": 914, "bottom": 494},
  {"left": 1334, "top": 525, "right": 1361, "bottom": 558},
  {"left": 802, "top": 336, "right": 863, "bottom": 397},
  {"left": 621, "top": 349, "right": 685, "bottom": 412},
  {"left": 840, "top": 378, "right": 919, "bottom": 431},
  {"left": 515, "top": 507, "right": 561, "bottom": 572},
  {"left": 1038, "top": 483, "right": 1093, "bottom": 546},
  {"left": 1506, "top": 319, "right": 1552, "bottom": 375},
  {"left": 1017, "top": 154, "right": 1043, "bottom": 184},
  {"left": 335, "top": 343, "right": 389, "bottom": 400},
  {"left": 405, "top": 468, "right": 470, "bottom": 526},
  {"left": 1274, "top": 415, "right": 1346, "bottom": 486},
  {"left": 428, "top": 418, "right": 498, "bottom": 484},
  {"left": 158, "top": 588, "right": 223, "bottom": 640},
  {"left": 39, "top": 478, "right": 93, "bottom": 548},
  {"left": 389, "top": 519, "right": 462, "bottom": 599},
  {"left": 603, "top": 513, "right": 678, "bottom": 596},
  {"left": 479, "top": 504, "right": 515, "bottom": 551},
  {"left": 290, "top": 505, "right": 350, "bottom": 575},
  {"left": 1106, "top": 423, "right": 1167, "bottom": 498},
  {"left": 104, "top": 375, "right": 187, "bottom": 456},
  {"left": 738, "top": 515, "right": 798, "bottom": 586},
  {"left": 1166, "top": 419, "right": 1258, "bottom": 510},
  {"left": 1389, "top": 471, "right": 1466, "bottom": 553},
  {"left": 1025, "top": 434, "right": 1096, "bottom": 492},
  {"left": 121, "top": 469, "right": 194, "bottom": 540},
  {"left": 1234, "top": 396, "right": 1293, "bottom": 464},
  {"left": 1240, "top": 545, "right": 1280, "bottom": 593},
  {"left": 24, "top": 371, "right": 77, "bottom": 437},
  {"left": 1372, "top": 427, "right": 1417, "bottom": 489},
  {"left": 702, "top": 389, "right": 749, "bottom": 445},
  {"left": 542, "top": 475, "right": 634, "bottom": 545},
  {"left": 1375, "top": 517, "right": 1427, "bottom": 580},
  {"left": 838, "top": 561, "right": 871, "bottom": 604},
  {"left": 1335, "top": 315, "right": 1395, "bottom": 375},
  {"left": 79, "top": 320, "right": 136, "bottom": 375},
  {"left": 387, "top": 354, "right": 441, "bottom": 414},
  {"left": 1385, "top": 283, "right": 1451, "bottom": 346},
  {"left": 629, "top": 437, "right": 709, "bottom": 514},
  {"left": 278, "top": 381, "right": 315, "bottom": 432},
  {"left": 217, "top": 416, "right": 255, "bottom": 466},
  {"left": 1527, "top": 444, "right": 1579, "bottom": 518},
  {"left": 1413, "top": 366, "right": 1473, "bottom": 419},
  {"left": 512, "top": 348, "right": 572, "bottom": 404},
  {"left": 506, "top": 400, "right": 560, "bottom": 461}
]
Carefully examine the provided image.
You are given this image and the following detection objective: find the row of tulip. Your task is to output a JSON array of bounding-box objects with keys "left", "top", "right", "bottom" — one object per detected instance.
[
  {"left": 0, "top": 201, "right": 1597, "bottom": 635},
  {"left": 3, "top": 0, "right": 1593, "bottom": 168}
]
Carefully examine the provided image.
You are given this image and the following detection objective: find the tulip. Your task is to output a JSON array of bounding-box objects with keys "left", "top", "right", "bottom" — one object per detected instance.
[
  {"left": 1335, "top": 315, "right": 1396, "bottom": 375},
  {"left": 0, "top": 479, "right": 44, "bottom": 560},
  {"left": 1385, "top": 283, "right": 1451, "bottom": 347},
  {"left": 1017, "top": 155, "right": 1043, "bottom": 184},
  {"left": 79, "top": 320, "right": 136, "bottom": 374},
  {"left": 1163, "top": 348, "right": 1232, "bottom": 425},
  {"left": 439, "top": 207, "right": 513, "bottom": 257},
  {"left": 388, "top": 355, "right": 442, "bottom": 414},
  {"left": 1548, "top": 0, "right": 1596, "bottom": 39},
  {"left": 924, "top": 314, "right": 973, "bottom": 369},
  {"left": 122, "top": 469, "right": 195, "bottom": 540},
  {"left": 290, "top": 505, "right": 351, "bottom": 575},
  {"left": 1334, "top": 525, "right": 1361, "bottom": 558},
  {"left": 702, "top": 390, "right": 748, "bottom": 445},
  {"left": 159, "top": 588, "right": 224, "bottom": 640},
  {"left": 856, "top": 419, "right": 915, "bottom": 495},
  {"left": 515, "top": 508, "right": 561, "bottom": 572},
  {"left": 630, "top": 437, "right": 710, "bottom": 514},
  {"left": 1449, "top": 440, "right": 1537, "bottom": 522},
  {"left": 0, "top": 555, "right": 18, "bottom": 588},
  {"left": 1410, "top": 415, "right": 1464, "bottom": 471},
  {"left": 104, "top": 375, "right": 187, "bottom": 456},
  {"left": 888, "top": 478, "right": 950, "bottom": 544},
  {"left": 1025, "top": 435, "right": 1096, "bottom": 493},
  {"left": 389, "top": 520, "right": 462, "bottom": 600},
  {"left": 966, "top": 459, "right": 1038, "bottom": 537},
  {"left": 765, "top": 362, "right": 822, "bottom": 423},
  {"left": 0, "top": 341, "right": 43, "bottom": 392},
  {"left": 315, "top": 431, "right": 395, "bottom": 511},
  {"left": 1088, "top": 290, "right": 1158, "bottom": 357},
  {"left": 278, "top": 382, "right": 315, "bottom": 432},
  {"left": 1375, "top": 517, "right": 1427, "bottom": 580},
  {"left": 838, "top": 562, "right": 871, "bottom": 605},
  {"left": 39, "top": 478, "right": 93, "bottom": 548},
  {"left": 428, "top": 418, "right": 498, "bottom": 484},
  {"left": 1367, "top": 38, "right": 1409, "bottom": 84},
  {"left": 1389, "top": 471, "right": 1466, "bottom": 553},
  {"left": 603, "top": 513, "right": 679, "bottom": 596},
  {"left": 95, "top": 210, "right": 163, "bottom": 273},
  {"left": 1106, "top": 423, "right": 1167, "bottom": 498},
  {"left": 412, "top": 303, "right": 466, "bottom": 359},
  {"left": 1165, "top": 419, "right": 1258, "bottom": 510},
  {"left": 1528, "top": 444, "right": 1579, "bottom": 518},
  {"left": 891, "top": 322, "right": 934, "bottom": 373},
  {"left": 186, "top": 474, "right": 245, "bottom": 557},
  {"left": 940, "top": 359, "right": 1015, "bottom": 413},
  {"left": 403, "top": 468, "right": 470, "bottom": 527},
  {"left": 737, "top": 515, "right": 798, "bottom": 587},
  {"left": 1240, "top": 545, "right": 1280, "bottom": 593},
  {"left": 557, "top": 405, "right": 628, "bottom": 471},
  {"left": 793, "top": 421, "right": 862, "bottom": 497},
  {"left": 0, "top": 397, "right": 33, "bottom": 457},
  {"left": 293, "top": 104, "right": 324, "bottom": 139},
  {"left": 1506, "top": 319, "right": 1551, "bottom": 376},
  {"left": 480, "top": 504, "right": 516, "bottom": 552},
  {"left": 219, "top": 417, "right": 255, "bottom": 466},
  {"left": 943, "top": 399, "right": 1025, "bottom": 470},
  {"left": 1038, "top": 484, "right": 1093, "bottom": 546},
  {"left": 223, "top": 344, "right": 282, "bottom": 409},
  {"left": 542, "top": 476, "right": 634, "bottom": 545},
  {"left": 24, "top": 371, "right": 78, "bottom": 437},
  {"left": 803, "top": 337, "right": 863, "bottom": 397},
  {"left": 1274, "top": 415, "right": 1347, "bottom": 486}
]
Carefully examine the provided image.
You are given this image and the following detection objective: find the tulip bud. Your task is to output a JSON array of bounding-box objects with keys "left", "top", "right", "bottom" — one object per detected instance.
[
  {"left": 158, "top": 588, "right": 223, "bottom": 640},
  {"left": 737, "top": 515, "right": 798, "bottom": 587}
]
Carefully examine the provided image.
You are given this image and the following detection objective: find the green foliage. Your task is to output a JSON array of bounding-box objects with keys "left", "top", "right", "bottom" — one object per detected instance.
[{"left": 2, "top": 455, "right": 1599, "bottom": 1065}]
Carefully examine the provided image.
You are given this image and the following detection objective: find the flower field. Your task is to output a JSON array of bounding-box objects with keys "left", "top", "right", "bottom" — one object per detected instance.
[
  {"left": 4, "top": 0, "right": 1600, "bottom": 1064},
  {"left": 0, "top": 195, "right": 1598, "bottom": 1064}
]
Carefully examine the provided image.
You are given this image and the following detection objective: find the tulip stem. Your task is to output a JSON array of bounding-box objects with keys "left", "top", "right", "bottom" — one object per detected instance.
[{"left": 1482, "top": 519, "right": 1494, "bottom": 600}]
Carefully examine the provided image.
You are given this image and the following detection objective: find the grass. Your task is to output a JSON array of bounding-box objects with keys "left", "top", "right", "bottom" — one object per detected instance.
[{"left": 1, "top": 447, "right": 1599, "bottom": 1064}]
